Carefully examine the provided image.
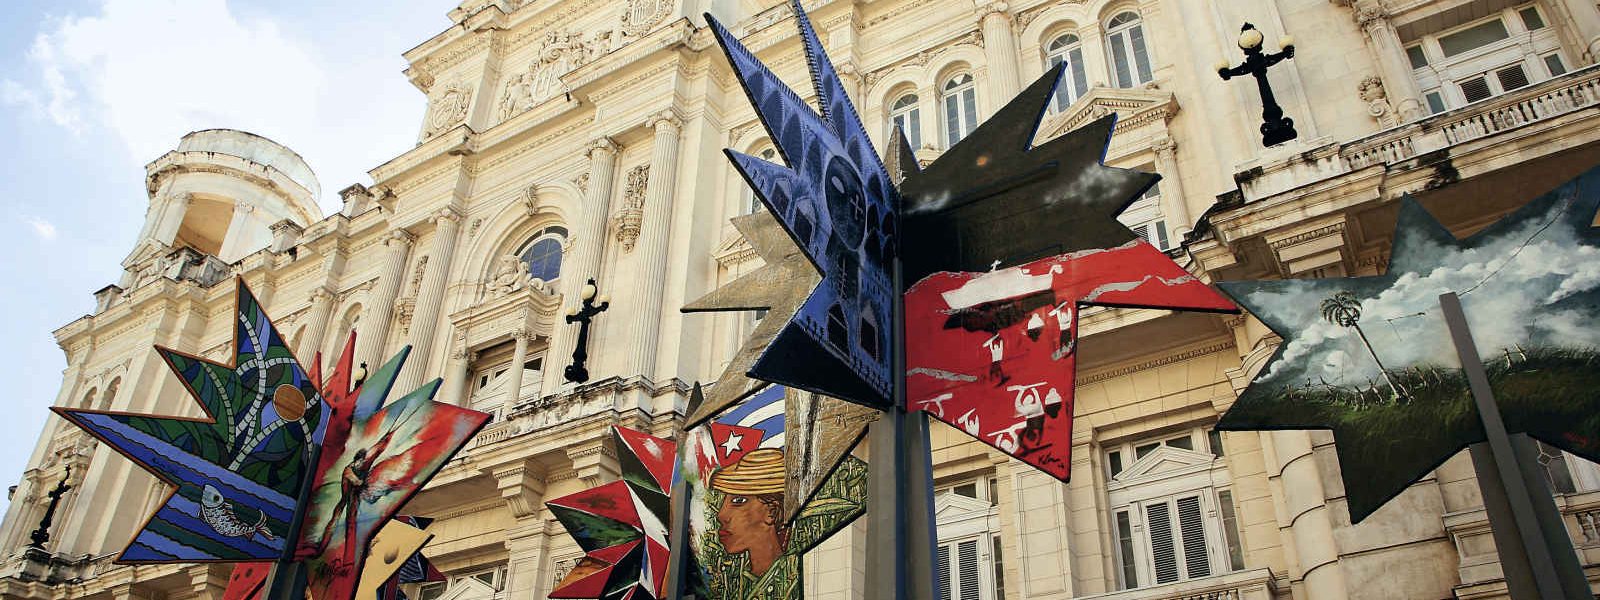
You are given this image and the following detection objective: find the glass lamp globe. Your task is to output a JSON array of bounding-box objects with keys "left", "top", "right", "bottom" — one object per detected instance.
[{"left": 1239, "top": 28, "right": 1264, "bottom": 50}]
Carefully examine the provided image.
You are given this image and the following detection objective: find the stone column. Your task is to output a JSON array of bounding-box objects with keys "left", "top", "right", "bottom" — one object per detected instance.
[
  {"left": 299, "top": 286, "right": 336, "bottom": 362},
  {"left": 217, "top": 203, "right": 257, "bottom": 260},
  {"left": 395, "top": 208, "right": 462, "bottom": 394},
  {"left": 978, "top": 2, "right": 1021, "bottom": 104},
  {"left": 496, "top": 459, "right": 548, "bottom": 599},
  {"left": 548, "top": 138, "right": 620, "bottom": 395},
  {"left": 504, "top": 329, "right": 531, "bottom": 411},
  {"left": 445, "top": 345, "right": 475, "bottom": 408},
  {"left": 151, "top": 193, "right": 193, "bottom": 245},
  {"left": 1353, "top": 1, "right": 1424, "bottom": 122},
  {"left": 1557, "top": 0, "right": 1600, "bottom": 63},
  {"left": 1264, "top": 430, "right": 1348, "bottom": 600},
  {"left": 360, "top": 230, "right": 415, "bottom": 368},
  {"left": 627, "top": 113, "right": 683, "bottom": 381},
  {"left": 1150, "top": 136, "right": 1194, "bottom": 238}
]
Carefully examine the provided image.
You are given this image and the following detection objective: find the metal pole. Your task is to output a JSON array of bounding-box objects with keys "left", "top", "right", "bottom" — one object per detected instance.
[
  {"left": 664, "top": 438, "right": 694, "bottom": 600},
  {"left": 1440, "top": 292, "right": 1586, "bottom": 600},
  {"left": 867, "top": 248, "right": 937, "bottom": 599},
  {"left": 263, "top": 433, "right": 324, "bottom": 600}
]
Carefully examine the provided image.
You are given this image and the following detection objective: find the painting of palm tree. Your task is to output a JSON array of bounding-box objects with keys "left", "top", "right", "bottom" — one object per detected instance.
[{"left": 1320, "top": 291, "right": 1407, "bottom": 400}]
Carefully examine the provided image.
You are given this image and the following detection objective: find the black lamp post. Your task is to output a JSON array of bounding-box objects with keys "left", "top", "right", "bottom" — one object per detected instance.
[
  {"left": 1218, "top": 23, "right": 1298, "bottom": 147},
  {"left": 562, "top": 278, "right": 610, "bottom": 384},
  {"left": 27, "top": 466, "right": 71, "bottom": 551}
]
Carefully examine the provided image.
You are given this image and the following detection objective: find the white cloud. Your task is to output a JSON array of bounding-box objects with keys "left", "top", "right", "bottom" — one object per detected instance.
[
  {"left": 1255, "top": 194, "right": 1600, "bottom": 388},
  {"left": 24, "top": 217, "right": 57, "bottom": 241}
]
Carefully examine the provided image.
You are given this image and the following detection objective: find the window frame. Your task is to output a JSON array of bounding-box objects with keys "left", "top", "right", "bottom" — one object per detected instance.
[
  {"left": 1104, "top": 426, "right": 1241, "bottom": 590},
  {"left": 1045, "top": 32, "right": 1090, "bottom": 111},
  {"left": 1115, "top": 172, "right": 1173, "bottom": 251},
  {"left": 1105, "top": 11, "right": 1153, "bottom": 88},
  {"left": 934, "top": 479, "right": 1004, "bottom": 600},
  {"left": 517, "top": 225, "right": 568, "bottom": 284},
  {"left": 1405, "top": 3, "right": 1561, "bottom": 112},
  {"left": 889, "top": 93, "right": 923, "bottom": 150},
  {"left": 941, "top": 73, "right": 980, "bottom": 147}
]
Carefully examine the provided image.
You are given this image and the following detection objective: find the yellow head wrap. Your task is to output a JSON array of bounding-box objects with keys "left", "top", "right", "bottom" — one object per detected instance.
[{"left": 710, "top": 448, "right": 786, "bottom": 496}]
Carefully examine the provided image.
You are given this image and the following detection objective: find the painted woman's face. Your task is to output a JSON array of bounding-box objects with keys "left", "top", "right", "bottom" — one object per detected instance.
[{"left": 715, "top": 493, "right": 771, "bottom": 554}]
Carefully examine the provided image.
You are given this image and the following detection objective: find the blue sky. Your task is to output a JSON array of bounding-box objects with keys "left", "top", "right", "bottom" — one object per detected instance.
[{"left": 0, "top": 0, "right": 454, "bottom": 513}]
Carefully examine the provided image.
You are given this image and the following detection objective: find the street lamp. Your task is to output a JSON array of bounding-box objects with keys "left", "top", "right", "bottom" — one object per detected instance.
[
  {"left": 563, "top": 278, "right": 610, "bottom": 384},
  {"left": 1218, "top": 23, "right": 1298, "bottom": 147}
]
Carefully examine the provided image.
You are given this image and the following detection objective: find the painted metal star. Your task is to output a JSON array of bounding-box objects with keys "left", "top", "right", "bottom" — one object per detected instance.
[
  {"left": 707, "top": 0, "right": 898, "bottom": 409},
  {"left": 897, "top": 65, "right": 1237, "bottom": 482},
  {"left": 1218, "top": 170, "right": 1600, "bottom": 522},
  {"left": 55, "top": 279, "right": 326, "bottom": 562},
  {"left": 548, "top": 426, "right": 677, "bottom": 600}
]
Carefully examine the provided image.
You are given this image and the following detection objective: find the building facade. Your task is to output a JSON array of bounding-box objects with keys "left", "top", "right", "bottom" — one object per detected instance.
[{"left": 4, "top": 0, "right": 1600, "bottom": 598}]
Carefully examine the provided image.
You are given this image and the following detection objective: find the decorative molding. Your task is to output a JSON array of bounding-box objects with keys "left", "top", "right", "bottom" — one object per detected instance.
[
  {"left": 620, "top": 0, "right": 672, "bottom": 38},
  {"left": 497, "top": 29, "right": 613, "bottom": 123},
  {"left": 424, "top": 81, "right": 474, "bottom": 140},
  {"left": 613, "top": 165, "right": 650, "bottom": 251},
  {"left": 1268, "top": 222, "right": 1345, "bottom": 250},
  {"left": 1076, "top": 341, "right": 1235, "bottom": 385},
  {"left": 1357, "top": 75, "right": 1398, "bottom": 128}
]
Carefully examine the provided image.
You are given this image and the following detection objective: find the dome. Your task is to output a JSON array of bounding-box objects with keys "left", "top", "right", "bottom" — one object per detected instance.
[{"left": 175, "top": 129, "right": 322, "bottom": 203}]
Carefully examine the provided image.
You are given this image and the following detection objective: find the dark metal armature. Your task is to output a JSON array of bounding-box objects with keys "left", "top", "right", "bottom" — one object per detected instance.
[
  {"left": 1219, "top": 23, "right": 1298, "bottom": 147},
  {"left": 562, "top": 278, "right": 610, "bottom": 384}
]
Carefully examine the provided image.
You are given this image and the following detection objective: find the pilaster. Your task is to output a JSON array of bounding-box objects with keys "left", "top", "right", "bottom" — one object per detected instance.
[{"left": 625, "top": 112, "right": 682, "bottom": 382}]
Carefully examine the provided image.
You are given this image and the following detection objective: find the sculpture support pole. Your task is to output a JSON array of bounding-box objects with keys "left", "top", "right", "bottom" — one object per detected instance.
[
  {"left": 866, "top": 257, "right": 937, "bottom": 600},
  {"left": 1440, "top": 292, "right": 1587, "bottom": 600}
]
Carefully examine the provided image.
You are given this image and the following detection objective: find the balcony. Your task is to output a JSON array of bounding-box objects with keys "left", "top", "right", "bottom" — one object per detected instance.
[{"left": 1077, "top": 568, "right": 1278, "bottom": 600}]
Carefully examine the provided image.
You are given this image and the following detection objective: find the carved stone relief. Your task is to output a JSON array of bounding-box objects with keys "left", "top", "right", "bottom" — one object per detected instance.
[
  {"left": 613, "top": 165, "right": 649, "bottom": 251},
  {"left": 425, "top": 82, "right": 473, "bottom": 139},
  {"left": 1358, "top": 75, "right": 1397, "bottom": 128},
  {"left": 620, "top": 0, "right": 672, "bottom": 38},
  {"left": 498, "top": 30, "right": 613, "bottom": 121}
]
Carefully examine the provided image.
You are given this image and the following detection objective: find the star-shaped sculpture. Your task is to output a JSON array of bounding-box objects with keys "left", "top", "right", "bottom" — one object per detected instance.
[
  {"left": 219, "top": 519, "right": 433, "bottom": 600},
  {"left": 1218, "top": 168, "right": 1600, "bottom": 522},
  {"left": 706, "top": 0, "right": 898, "bottom": 409},
  {"left": 55, "top": 279, "right": 326, "bottom": 562},
  {"left": 897, "top": 66, "right": 1237, "bottom": 482},
  {"left": 294, "top": 332, "right": 489, "bottom": 600},
  {"left": 548, "top": 426, "right": 676, "bottom": 600},
  {"left": 682, "top": 212, "right": 877, "bottom": 523}
]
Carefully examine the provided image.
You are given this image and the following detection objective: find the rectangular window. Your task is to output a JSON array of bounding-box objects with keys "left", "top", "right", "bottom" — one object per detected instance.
[
  {"left": 1406, "top": 44, "right": 1430, "bottom": 69},
  {"left": 1544, "top": 53, "right": 1567, "bottom": 77},
  {"left": 1459, "top": 75, "right": 1493, "bottom": 103},
  {"left": 1176, "top": 496, "right": 1211, "bottom": 579},
  {"left": 1129, "top": 25, "right": 1153, "bottom": 83},
  {"left": 1208, "top": 429, "right": 1225, "bottom": 457},
  {"left": 1110, "top": 31, "right": 1133, "bottom": 88},
  {"left": 1135, "top": 441, "right": 1160, "bottom": 460},
  {"left": 418, "top": 583, "right": 446, "bottom": 600},
  {"left": 1166, "top": 434, "right": 1193, "bottom": 451},
  {"left": 945, "top": 94, "right": 961, "bottom": 147},
  {"left": 893, "top": 110, "right": 922, "bottom": 149},
  {"left": 1116, "top": 510, "right": 1139, "bottom": 589},
  {"left": 1218, "top": 490, "right": 1246, "bottom": 571},
  {"left": 958, "top": 540, "right": 981, "bottom": 600},
  {"left": 1146, "top": 502, "right": 1180, "bottom": 584},
  {"left": 953, "top": 482, "right": 978, "bottom": 499},
  {"left": 988, "top": 476, "right": 999, "bottom": 505},
  {"left": 1496, "top": 63, "right": 1530, "bottom": 91},
  {"left": 1439, "top": 18, "right": 1510, "bottom": 58},
  {"left": 1425, "top": 90, "right": 1447, "bottom": 114},
  {"left": 961, "top": 89, "right": 978, "bottom": 138},
  {"left": 937, "top": 544, "right": 951, "bottom": 600},
  {"left": 1519, "top": 6, "right": 1545, "bottom": 30},
  {"left": 1108, "top": 450, "right": 1124, "bottom": 478}
]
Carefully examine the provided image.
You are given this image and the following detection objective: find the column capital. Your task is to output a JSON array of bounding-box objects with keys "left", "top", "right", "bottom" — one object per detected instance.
[
  {"left": 1353, "top": 0, "right": 1389, "bottom": 29},
  {"left": 646, "top": 110, "right": 682, "bottom": 135},
  {"left": 309, "top": 285, "right": 335, "bottom": 303},
  {"left": 587, "top": 136, "right": 621, "bottom": 159},
  {"left": 976, "top": 1, "right": 1010, "bottom": 20},
  {"left": 385, "top": 229, "right": 416, "bottom": 247},
  {"left": 430, "top": 206, "right": 462, "bottom": 226},
  {"left": 1151, "top": 135, "right": 1178, "bottom": 156},
  {"left": 511, "top": 327, "right": 534, "bottom": 342}
]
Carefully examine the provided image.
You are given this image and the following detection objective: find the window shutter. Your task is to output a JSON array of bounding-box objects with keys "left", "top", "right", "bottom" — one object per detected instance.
[
  {"left": 1129, "top": 25, "right": 1152, "bottom": 83},
  {"left": 1110, "top": 32, "right": 1132, "bottom": 88},
  {"left": 957, "top": 539, "right": 982, "bottom": 600},
  {"left": 937, "top": 544, "right": 952, "bottom": 600},
  {"left": 1177, "top": 495, "right": 1212, "bottom": 579},
  {"left": 1496, "top": 64, "right": 1529, "bottom": 91},
  {"left": 1460, "top": 76, "right": 1493, "bottom": 103},
  {"left": 1146, "top": 502, "right": 1179, "bottom": 584},
  {"left": 1131, "top": 224, "right": 1150, "bottom": 244}
]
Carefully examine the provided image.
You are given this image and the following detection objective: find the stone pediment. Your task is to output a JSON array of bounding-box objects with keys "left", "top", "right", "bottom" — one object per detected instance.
[
  {"left": 1042, "top": 86, "right": 1178, "bottom": 140},
  {"left": 713, "top": 228, "right": 758, "bottom": 268},
  {"left": 1111, "top": 444, "right": 1215, "bottom": 486},
  {"left": 934, "top": 491, "right": 997, "bottom": 520}
]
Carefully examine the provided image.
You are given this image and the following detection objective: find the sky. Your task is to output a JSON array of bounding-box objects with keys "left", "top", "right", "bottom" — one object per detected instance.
[{"left": 0, "top": 0, "right": 455, "bottom": 514}]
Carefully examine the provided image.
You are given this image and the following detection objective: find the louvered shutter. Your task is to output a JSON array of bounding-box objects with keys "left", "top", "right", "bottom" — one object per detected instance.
[
  {"left": 1177, "top": 496, "right": 1212, "bottom": 579},
  {"left": 958, "top": 539, "right": 981, "bottom": 600},
  {"left": 1146, "top": 502, "right": 1179, "bottom": 584},
  {"left": 1496, "top": 64, "right": 1529, "bottom": 91},
  {"left": 937, "top": 544, "right": 952, "bottom": 600},
  {"left": 1460, "top": 76, "right": 1493, "bottom": 103}
]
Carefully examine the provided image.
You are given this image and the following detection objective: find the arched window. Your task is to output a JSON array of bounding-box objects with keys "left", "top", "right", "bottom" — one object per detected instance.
[
  {"left": 518, "top": 225, "right": 568, "bottom": 282},
  {"left": 942, "top": 74, "right": 979, "bottom": 146},
  {"left": 1047, "top": 33, "right": 1090, "bottom": 111},
  {"left": 1106, "top": 12, "right": 1153, "bottom": 88},
  {"left": 742, "top": 147, "right": 777, "bottom": 215},
  {"left": 889, "top": 93, "right": 922, "bottom": 149},
  {"left": 80, "top": 388, "right": 98, "bottom": 410}
]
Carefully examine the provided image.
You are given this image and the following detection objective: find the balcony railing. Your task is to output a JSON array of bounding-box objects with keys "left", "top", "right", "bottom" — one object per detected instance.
[
  {"left": 1077, "top": 568, "right": 1277, "bottom": 600},
  {"left": 1341, "top": 63, "right": 1600, "bottom": 172}
]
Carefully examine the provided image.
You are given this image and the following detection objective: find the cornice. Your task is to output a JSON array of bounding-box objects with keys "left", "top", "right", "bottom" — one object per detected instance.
[{"left": 1076, "top": 341, "right": 1236, "bottom": 386}]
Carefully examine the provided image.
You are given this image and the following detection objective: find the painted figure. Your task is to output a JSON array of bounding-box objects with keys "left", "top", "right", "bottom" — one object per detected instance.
[
  {"left": 1049, "top": 301, "right": 1076, "bottom": 361},
  {"left": 711, "top": 448, "right": 789, "bottom": 580}
]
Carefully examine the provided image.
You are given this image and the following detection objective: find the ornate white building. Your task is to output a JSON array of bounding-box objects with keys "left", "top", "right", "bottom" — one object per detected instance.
[{"left": 4, "top": 0, "right": 1600, "bottom": 598}]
